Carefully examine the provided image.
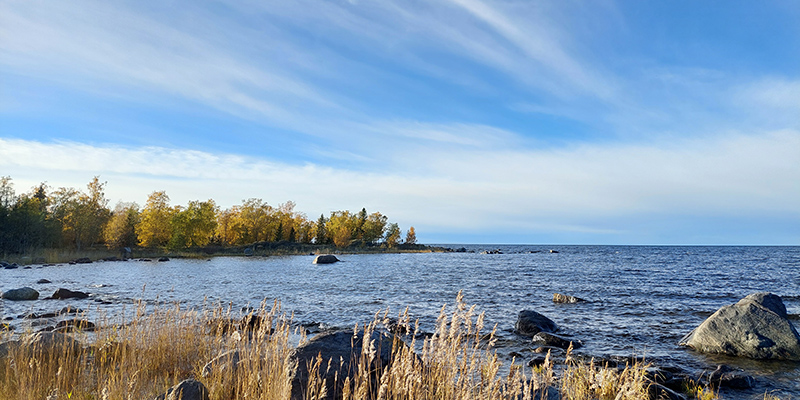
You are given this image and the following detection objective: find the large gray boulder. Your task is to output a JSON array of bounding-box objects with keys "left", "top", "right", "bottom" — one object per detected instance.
[
  {"left": 680, "top": 293, "right": 800, "bottom": 360},
  {"left": 290, "top": 329, "right": 395, "bottom": 400},
  {"left": 313, "top": 254, "right": 339, "bottom": 264},
  {"left": 515, "top": 310, "right": 558, "bottom": 337},
  {"left": 2, "top": 287, "right": 39, "bottom": 301}
]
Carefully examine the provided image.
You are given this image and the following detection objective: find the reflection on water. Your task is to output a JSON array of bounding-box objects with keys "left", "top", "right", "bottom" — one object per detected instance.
[{"left": 2, "top": 245, "right": 799, "bottom": 399}]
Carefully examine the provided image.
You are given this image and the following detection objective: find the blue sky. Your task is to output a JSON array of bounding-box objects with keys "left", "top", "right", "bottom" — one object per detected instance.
[{"left": 1, "top": 0, "right": 798, "bottom": 245}]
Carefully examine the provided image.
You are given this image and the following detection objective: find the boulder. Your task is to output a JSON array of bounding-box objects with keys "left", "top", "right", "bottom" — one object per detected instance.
[
  {"left": 531, "top": 332, "right": 582, "bottom": 350},
  {"left": 158, "top": 257, "right": 170, "bottom": 262},
  {"left": 313, "top": 254, "right": 339, "bottom": 264},
  {"left": 707, "top": 365, "right": 756, "bottom": 389},
  {"left": 647, "top": 383, "right": 686, "bottom": 400},
  {"left": 153, "top": 379, "right": 210, "bottom": 400},
  {"left": 527, "top": 355, "right": 548, "bottom": 367},
  {"left": 58, "top": 306, "right": 83, "bottom": 315},
  {"left": 51, "top": 288, "right": 90, "bottom": 299},
  {"left": 552, "top": 293, "right": 586, "bottom": 304},
  {"left": 290, "top": 329, "right": 395, "bottom": 400},
  {"left": 679, "top": 293, "right": 800, "bottom": 360},
  {"left": 2, "top": 287, "right": 39, "bottom": 301},
  {"left": 37, "top": 279, "right": 52, "bottom": 284},
  {"left": 515, "top": 310, "right": 558, "bottom": 337},
  {"left": 21, "top": 332, "right": 82, "bottom": 357},
  {"left": 54, "top": 319, "right": 96, "bottom": 332},
  {"left": 71, "top": 257, "right": 92, "bottom": 264}
]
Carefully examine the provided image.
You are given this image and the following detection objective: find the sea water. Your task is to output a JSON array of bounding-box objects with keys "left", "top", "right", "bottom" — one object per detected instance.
[{"left": 2, "top": 245, "right": 799, "bottom": 398}]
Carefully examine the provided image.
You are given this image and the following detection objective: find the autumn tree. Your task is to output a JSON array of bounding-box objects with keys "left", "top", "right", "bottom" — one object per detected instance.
[
  {"left": 104, "top": 202, "right": 140, "bottom": 248},
  {"left": 327, "top": 210, "right": 359, "bottom": 248},
  {"left": 137, "top": 191, "right": 176, "bottom": 247},
  {"left": 362, "top": 212, "right": 387, "bottom": 244},
  {"left": 170, "top": 199, "right": 219, "bottom": 248},
  {"left": 237, "top": 198, "right": 274, "bottom": 244},
  {"left": 384, "top": 222, "right": 402, "bottom": 248},
  {"left": 50, "top": 177, "right": 111, "bottom": 250},
  {"left": 405, "top": 226, "right": 417, "bottom": 245},
  {"left": 216, "top": 208, "right": 237, "bottom": 246}
]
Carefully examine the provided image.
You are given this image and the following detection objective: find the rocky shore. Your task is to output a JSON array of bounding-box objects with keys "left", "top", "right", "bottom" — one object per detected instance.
[{"left": 3, "top": 286, "right": 797, "bottom": 399}]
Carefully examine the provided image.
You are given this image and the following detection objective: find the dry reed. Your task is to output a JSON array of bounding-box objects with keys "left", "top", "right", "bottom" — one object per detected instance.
[{"left": 0, "top": 294, "right": 722, "bottom": 400}]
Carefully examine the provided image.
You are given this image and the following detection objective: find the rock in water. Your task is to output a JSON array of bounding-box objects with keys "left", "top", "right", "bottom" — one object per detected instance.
[
  {"left": 515, "top": 310, "right": 558, "bottom": 337},
  {"left": 532, "top": 332, "right": 582, "bottom": 349},
  {"left": 51, "top": 288, "right": 89, "bottom": 299},
  {"left": 313, "top": 254, "right": 339, "bottom": 264},
  {"left": 680, "top": 293, "right": 800, "bottom": 360},
  {"left": 552, "top": 293, "right": 586, "bottom": 303},
  {"left": 289, "top": 329, "right": 395, "bottom": 400},
  {"left": 2, "top": 287, "right": 39, "bottom": 300}
]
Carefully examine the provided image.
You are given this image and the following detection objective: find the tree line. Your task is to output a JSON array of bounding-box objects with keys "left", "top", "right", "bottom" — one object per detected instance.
[{"left": 0, "top": 176, "right": 417, "bottom": 255}]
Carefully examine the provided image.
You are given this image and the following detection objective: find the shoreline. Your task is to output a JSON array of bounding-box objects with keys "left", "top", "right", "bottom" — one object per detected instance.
[{"left": 1, "top": 242, "right": 451, "bottom": 265}]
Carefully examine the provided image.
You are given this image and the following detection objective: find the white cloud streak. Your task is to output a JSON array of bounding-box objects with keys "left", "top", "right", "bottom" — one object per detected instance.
[{"left": 2, "top": 130, "right": 797, "bottom": 241}]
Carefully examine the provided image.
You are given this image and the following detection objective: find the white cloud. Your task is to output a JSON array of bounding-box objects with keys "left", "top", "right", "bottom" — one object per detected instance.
[{"left": 2, "top": 130, "right": 797, "bottom": 241}]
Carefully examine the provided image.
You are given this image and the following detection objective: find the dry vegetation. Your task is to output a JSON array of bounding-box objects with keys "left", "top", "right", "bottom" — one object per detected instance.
[{"left": 0, "top": 296, "right": 722, "bottom": 400}]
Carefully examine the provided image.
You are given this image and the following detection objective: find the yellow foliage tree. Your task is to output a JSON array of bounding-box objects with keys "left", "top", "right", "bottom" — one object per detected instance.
[
  {"left": 50, "top": 177, "right": 110, "bottom": 250},
  {"left": 384, "top": 223, "right": 401, "bottom": 248},
  {"left": 136, "top": 191, "right": 176, "bottom": 247},
  {"left": 104, "top": 202, "right": 140, "bottom": 248},
  {"left": 170, "top": 199, "right": 218, "bottom": 248},
  {"left": 405, "top": 226, "right": 417, "bottom": 245}
]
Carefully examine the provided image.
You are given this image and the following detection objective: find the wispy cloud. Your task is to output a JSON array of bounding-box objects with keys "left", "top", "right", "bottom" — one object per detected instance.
[{"left": 0, "top": 1, "right": 342, "bottom": 127}]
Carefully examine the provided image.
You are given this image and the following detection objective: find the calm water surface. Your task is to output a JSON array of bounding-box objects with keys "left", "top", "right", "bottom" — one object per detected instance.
[{"left": 2, "top": 245, "right": 799, "bottom": 399}]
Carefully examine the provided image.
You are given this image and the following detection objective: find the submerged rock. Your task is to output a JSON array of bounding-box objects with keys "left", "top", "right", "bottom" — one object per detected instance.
[
  {"left": 531, "top": 332, "right": 582, "bottom": 350},
  {"left": 515, "top": 310, "right": 558, "bottom": 337},
  {"left": 313, "top": 254, "right": 339, "bottom": 264},
  {"left": 680, "top": 292, "right": 800, "bottom": 360},
  {"left": 552, "top": 293, "right": 586, "bottom": 304},
  {"left": 707, "top": 365, "right": 755, "bottom": 389},
  {"left": 2, "top": 287, "right": 39, "bottom": 301}
]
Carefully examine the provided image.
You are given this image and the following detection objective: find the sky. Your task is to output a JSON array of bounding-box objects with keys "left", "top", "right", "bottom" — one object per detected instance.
[{"left": 1, "top": 0, "right": 799, "bottom": 245}]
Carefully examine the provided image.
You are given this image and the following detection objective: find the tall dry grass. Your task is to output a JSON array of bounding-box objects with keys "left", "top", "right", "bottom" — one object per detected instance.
[{"left": 0, "top": 294, "right": 724, "bottom": 400}]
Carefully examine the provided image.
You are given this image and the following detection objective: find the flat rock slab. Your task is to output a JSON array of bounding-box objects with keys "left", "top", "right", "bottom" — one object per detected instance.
[{"left": 680, "top": 292, "right": 800, "bottom": 360}]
